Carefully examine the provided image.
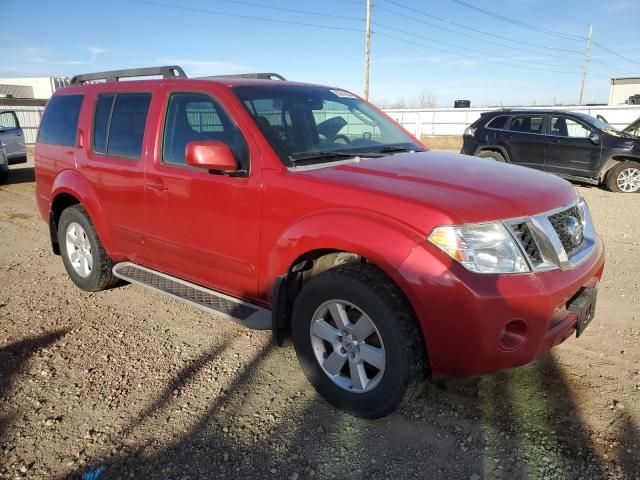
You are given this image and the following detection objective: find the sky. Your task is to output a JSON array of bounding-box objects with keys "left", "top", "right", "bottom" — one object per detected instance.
[{"left": 0, "top": 0, "right": 639, "bottom": 107}]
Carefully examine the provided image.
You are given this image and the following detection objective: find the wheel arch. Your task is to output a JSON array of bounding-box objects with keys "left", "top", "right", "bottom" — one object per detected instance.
[
  {"left": 50, "top": 170, "right": 117, "bottom": 257},
  {"left": 598, "top": 154, "right": 640, "bottom": 181},
  {"left": 474, "top": 145, "right": 510, "bottom": 162},
  {"left": 268, "top": 212, "right": 427, "bottom": 352}
]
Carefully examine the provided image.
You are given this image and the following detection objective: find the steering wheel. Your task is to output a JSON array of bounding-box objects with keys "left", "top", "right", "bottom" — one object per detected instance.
[{"left": 332, "top": 134, "right": 351, "bottom": 144}]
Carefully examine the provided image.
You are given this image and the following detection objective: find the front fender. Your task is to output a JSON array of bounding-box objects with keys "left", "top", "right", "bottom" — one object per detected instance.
[
  {"left": 264, "top": 209, "right": 425, "bottom": 297},
  {"left": 51, "top": 169, "right": 118, "bottom": 256}
]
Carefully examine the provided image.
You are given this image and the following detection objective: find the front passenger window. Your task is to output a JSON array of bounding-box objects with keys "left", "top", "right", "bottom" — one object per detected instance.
[
  {"left": 550, "top": 116, "right": 591, "bottom": 138},
  {"left": 163, "top": 93, "right": 248, "bottom": 168}
]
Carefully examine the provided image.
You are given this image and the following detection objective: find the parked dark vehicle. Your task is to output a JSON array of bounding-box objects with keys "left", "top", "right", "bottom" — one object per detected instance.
[{"left": 461, "top": 110, "right": 640, "bottom": 193}]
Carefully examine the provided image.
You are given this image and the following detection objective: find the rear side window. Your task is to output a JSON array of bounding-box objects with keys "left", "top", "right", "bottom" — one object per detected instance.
[
  {"left": 0, "top": 111, "right": 19, "bottom": 129},
  {"left": 92, "top": 93, "right": 151, "bottom": 159},
  {"left": 508, "top": 115, "right": 544, "bottom": 134},
  {"left": 93, "top": 94, "right": 115, "bottom": 154},
  {"left": 486, "top": 115, "right": 509, "bottom": 130},
  {"left": 38, "top": 95, "right": 84, "bottom": 147}
]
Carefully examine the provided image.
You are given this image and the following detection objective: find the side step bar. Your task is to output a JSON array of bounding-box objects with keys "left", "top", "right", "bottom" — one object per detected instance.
[{"left": 113, "top": 262, "right": 271, "bottom": 330}]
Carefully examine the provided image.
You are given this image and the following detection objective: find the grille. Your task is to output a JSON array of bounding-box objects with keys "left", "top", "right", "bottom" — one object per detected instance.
[
  {"left": 511, "top": 222, "right": 542, "bottom": 264},
  {"left": 548, "top": 205, "right": 583, "bottom": 256},
  {"left": 115, "top": 264, "right": 257, "bottom": 320}
]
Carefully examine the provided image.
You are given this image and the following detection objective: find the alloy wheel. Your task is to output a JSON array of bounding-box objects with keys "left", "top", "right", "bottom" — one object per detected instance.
[
  {"left": 65, "top": 222, "right": 93, "bottom": 278},
  {"left": 309, "top": 299, "right": 386, "bottom": 393},
  {"left": 617, "top": 167, "right": 640, "bottom": 193}
]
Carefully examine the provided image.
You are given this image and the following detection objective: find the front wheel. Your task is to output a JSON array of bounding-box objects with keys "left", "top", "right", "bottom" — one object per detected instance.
[
  {"left": 291, "top": 263, "right": 426, "bottom": 418},
  {"left": 605, "top": 161, "right": 640, "bottom": 193}
]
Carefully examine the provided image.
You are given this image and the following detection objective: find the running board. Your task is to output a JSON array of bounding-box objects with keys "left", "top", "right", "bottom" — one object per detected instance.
[{"left": 112, "top": 262, "right": 271, "bottom": 330}]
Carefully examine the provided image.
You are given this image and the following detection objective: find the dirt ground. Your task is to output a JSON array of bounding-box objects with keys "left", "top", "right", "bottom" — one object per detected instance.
[{"left": 0, "top": 158, "right": 638, "bottom": 480}]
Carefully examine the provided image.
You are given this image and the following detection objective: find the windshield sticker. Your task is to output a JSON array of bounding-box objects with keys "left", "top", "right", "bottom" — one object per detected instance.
[{"left": 331, "top": 89, "right": 357, "bottom": 99}]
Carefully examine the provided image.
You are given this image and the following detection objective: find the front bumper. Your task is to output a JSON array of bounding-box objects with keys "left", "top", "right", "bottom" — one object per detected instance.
[{"left": 397, "top": 236, "right": 605, "bottom": 377}]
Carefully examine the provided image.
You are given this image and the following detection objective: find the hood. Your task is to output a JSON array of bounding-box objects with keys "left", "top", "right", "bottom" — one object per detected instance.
[
  {"left": 298, "top": 152, "right": 577, "bottom": 225},
  {"left": 623, "top": 115, "right": 640, "bottom": 137}
]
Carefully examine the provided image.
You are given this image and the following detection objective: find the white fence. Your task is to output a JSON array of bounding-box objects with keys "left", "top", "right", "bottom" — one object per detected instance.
[
  {"left": 384, "top": 105, "right": 640, "bottom": 138},
  {"left": 0, "top": 105, "right": 44, "bottom": 145},
  {"left": 5, "top": 103, "right": 640, "bottom": 145}
]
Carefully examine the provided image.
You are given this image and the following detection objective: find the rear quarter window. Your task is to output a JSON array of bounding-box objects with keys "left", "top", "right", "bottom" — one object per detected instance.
[
  {"left": 486, "top": 115, "right": 509, "bottom": 130},
  {"left": 38, "top": 95, "right": 84, "bottom": 147}
]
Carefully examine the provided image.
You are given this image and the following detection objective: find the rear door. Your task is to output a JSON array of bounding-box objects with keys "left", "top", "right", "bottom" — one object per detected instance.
[
  {"left": 142, "top": 86, "right": 263, "bottom": 300},
  {"left": 0, "top": 111, "right": 25, "bottom": 161},
  {"left": 78, "top": 90, "right": 152, "bottom": 261},
  {"left": 503, "top": 114, "right": 547, "bottom": 170},
  {"left": 544, "top": 115, "right": 601, "bottom": 177}
]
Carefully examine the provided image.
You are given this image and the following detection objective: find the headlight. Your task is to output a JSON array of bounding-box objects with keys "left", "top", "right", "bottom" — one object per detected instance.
[{"left": 428, "top": 223, "right": 530, "bottom": 274}]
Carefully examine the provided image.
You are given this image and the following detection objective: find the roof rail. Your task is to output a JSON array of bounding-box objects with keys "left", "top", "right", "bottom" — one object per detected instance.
[
  {"left": 205, "top": 72, "right": 287, "bottom": 81},
  {"left": 71, "top": 65, "right": 187, "bottom": 84}
]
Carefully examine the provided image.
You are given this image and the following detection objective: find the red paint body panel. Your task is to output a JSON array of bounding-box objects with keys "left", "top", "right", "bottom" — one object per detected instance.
[{"left": 35, "top": 78, "right": 606, "bottom": 378}]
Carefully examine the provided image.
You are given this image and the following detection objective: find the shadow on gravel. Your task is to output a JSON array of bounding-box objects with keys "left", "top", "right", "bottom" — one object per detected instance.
[
  {"left": 617, "top": 416, "right": 640, "bottom": 478},
  {"left": 3, "top": 166, "right": 35, "bottom": 185},
  {"left": 0, "top": 330, "right": 68, "bottom": 441},
  {"left": 62, "top": 340, "right": 613, "bottom": 479}
]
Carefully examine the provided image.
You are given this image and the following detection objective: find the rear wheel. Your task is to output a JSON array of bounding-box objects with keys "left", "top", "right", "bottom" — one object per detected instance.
[
  {"left": 57, "top": 205, "right": 120, "bottom": 291},
  {"left": 0, "top": 166, "right": 7, "bottom": 184},
  {"left": 476, "top": 150, "right": 506, "bottom": 162},
  {"left": 291, "top": 263, "right": 426, "bottom": 418},
  {"left": 605, "top": 161, "right": 640, "bottom": 193}
]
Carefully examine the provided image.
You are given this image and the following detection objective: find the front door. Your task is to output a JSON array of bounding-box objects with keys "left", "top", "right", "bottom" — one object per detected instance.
[
  {"left": 503, "top": 114, "right": 547, "bottom": 170},
  {"left": 0, "top": 111, "right": 24, "bottom": 161},
  {"left": 544, "top": 115, "right": 601, "bottom": 177},
  {"left": 143, "top": 88, "right": 262, "bottom": 300}
]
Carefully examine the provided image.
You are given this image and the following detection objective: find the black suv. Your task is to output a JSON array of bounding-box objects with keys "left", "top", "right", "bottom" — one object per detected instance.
[{"left": 461, "top": 109, "right": 640, "bottom": 193}]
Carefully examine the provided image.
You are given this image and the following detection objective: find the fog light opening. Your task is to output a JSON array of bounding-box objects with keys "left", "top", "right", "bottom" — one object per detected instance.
[{"left": 499, "top": 319, "right": 528, "bottom": 351}]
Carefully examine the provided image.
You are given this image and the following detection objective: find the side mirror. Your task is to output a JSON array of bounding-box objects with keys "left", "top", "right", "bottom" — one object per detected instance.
[
  {"left": 185, "top": 140, "right": 240, "bottom": 174},
  {"left": 589, "top": 133, "right": 601, "bottom": 145}
]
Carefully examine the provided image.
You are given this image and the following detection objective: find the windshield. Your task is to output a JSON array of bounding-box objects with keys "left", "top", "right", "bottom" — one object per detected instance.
[
  {"left": 575, "top": 113, "right": 622, "bottom": 135},
  {"left": 233, "top": 85, "right": 422, "bottom": 165}
]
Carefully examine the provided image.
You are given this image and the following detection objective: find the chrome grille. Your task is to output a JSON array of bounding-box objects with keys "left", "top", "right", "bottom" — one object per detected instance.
[
  {"left": 548, "top": 205, "right": 583, "bottom": 256},
  {"left": 511, "top": 222, "right": 542, "bottom": 264}
]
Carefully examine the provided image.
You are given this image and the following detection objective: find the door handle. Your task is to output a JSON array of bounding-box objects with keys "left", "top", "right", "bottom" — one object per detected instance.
[
  {"left": 145, "top": 181, "right": 168, "bottom": 191},
  {"left": 550, "top": 139, "right": 560, "bottom": 144}
]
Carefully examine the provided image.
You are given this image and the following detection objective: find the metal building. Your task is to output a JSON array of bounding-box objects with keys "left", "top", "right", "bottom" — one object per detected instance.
[{"left": 609, "top": 77, "right": 640, "bottom": 105}]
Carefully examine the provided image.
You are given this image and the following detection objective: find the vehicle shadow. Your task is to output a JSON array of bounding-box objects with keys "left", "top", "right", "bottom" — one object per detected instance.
[
  {"left": 0, "top": 330, "right": 68, "bottom": 441},
  {"left": 63, "top": 343, "right": 614, "bottom": 479},
  {"left": 4, "top": 166, "right": 35, "bottom": 185}
]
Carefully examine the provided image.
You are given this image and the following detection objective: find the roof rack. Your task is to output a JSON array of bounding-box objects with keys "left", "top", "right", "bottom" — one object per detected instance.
[
  {"left": 71, "top": 65, "right": 187, "bottom": 84},
  {"left": 204, "top": 72, "right": 287, "bottom": 81}
]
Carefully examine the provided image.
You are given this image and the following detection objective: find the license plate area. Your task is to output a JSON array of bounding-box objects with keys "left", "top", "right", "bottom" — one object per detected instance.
[{"left": 568, "top": 287, "right": 598, "bottom": 337}]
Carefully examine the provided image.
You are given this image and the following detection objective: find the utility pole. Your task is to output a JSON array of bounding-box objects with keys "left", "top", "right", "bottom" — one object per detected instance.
[
  {"left": 578, "top": 24, "right": 592, "bottom": 106},
  {"left": 364, "top": 0, "right": 372, "bottom": 100}
]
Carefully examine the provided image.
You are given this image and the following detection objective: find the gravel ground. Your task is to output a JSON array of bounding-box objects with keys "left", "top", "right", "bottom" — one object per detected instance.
[{"left": 0, "top": 159, "right": 639, "bottom": 480}]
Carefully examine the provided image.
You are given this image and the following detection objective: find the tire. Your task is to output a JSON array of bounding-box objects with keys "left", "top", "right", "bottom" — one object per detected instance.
[
  {"left": 0, "top": 169, "right": 7, "bottom": 184},
  {"left": 476, "top": 150, "right": 506, "bottom": 162},
  {"left": 291, "top": 263, "right": 426, "bottom": 418},
  {"left": 605, "top": 160, "right": 640, "bottom": 193},
  {"left": 57, "top": 205, "right": 119, "bottom": 291}
]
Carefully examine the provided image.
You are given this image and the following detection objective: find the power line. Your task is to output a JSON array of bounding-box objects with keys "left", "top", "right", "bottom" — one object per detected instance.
[
  {"left": 128, "top": 0, "right": 364, "bottom": 32},
  {"left": 592, "top": 42, "right": 640, "bottom": 68},
  {"left": 449, "top": 0, "right": 640, "bottom": 69},
  {"left": 207, "top": 0, "right": 363, "bottom": 22},
  {"left": 381, "top": 0, "right": 584, "bottom": 54},
  {"left": 450, "top": 0, "right": 585, "bottom": 42},
  {"left": 372, "top": 21, "right": 582, "bottom": 71},
  {"left": 373, "top": 31, "right": 609, "bottom": 79}
]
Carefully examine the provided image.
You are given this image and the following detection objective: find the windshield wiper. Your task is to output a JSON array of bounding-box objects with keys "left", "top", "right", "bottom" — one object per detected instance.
[
  {"left": 289, "top": 150, "right": 383, "bottom": 162},
  {"left": 376, "top": 146, "right": 424, "bottom": 154}
]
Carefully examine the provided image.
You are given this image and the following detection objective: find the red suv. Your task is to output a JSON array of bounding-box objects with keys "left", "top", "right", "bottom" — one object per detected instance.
[{"left": 35, "top": 66, "right": 605, "bottom": 418}]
